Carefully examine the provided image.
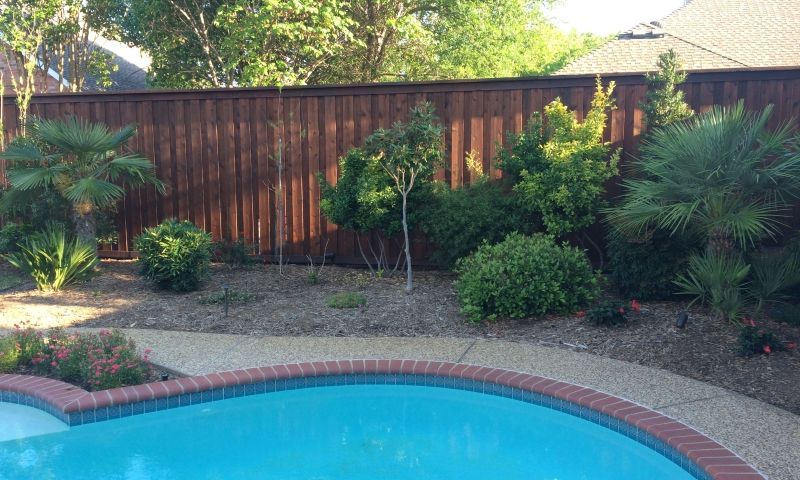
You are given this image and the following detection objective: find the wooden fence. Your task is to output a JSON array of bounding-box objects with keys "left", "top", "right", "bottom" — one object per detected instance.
[{"left": 2, "top": 67, "right": 800, "bottom": 263}]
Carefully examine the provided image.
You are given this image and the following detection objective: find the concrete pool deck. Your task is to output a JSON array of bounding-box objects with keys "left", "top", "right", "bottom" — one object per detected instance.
[{"left": 95, "top": 329, "right": 797, "bottom": 479}]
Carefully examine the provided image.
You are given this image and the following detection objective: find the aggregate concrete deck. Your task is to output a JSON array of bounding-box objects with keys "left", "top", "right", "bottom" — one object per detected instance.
[{"left": 107, "top": 329, "right": 800, "bottom": 479}]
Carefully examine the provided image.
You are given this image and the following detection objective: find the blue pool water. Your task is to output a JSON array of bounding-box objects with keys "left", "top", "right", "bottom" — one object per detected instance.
[{"left": 0, "top": 385, "right": 695, "bottom": 480}]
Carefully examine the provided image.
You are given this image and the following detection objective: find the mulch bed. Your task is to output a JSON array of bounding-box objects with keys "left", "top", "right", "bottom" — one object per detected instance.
[{"left": 1, "top": 260, "right": 798, "bottom": 414}]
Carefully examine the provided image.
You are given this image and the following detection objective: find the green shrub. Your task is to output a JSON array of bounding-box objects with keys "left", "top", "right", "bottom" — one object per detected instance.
[
  {"left": 13, "top": 326, "right": 45, "bottom": 365},
  {"left": 499, "top": 79, "right": 619, "bottom": 236},
  {"left": 0, "top": 222, "right": 31, "bottom": 254},
  {"left": 327, "top": 291, "right": 367, "bottom": 309},
  {"left": 5, "top": 225, "right": 98, "bottom": 291},
  {"left": 455, "top": 233, "right": 599, "bottom": 321},
  {"left": 212, "top": 238, "right": 256, "bottom": 268},
  {"left": 135, "top": 219, "right": 212, "bottom": 292},
  {"left": 199, "top": 289, "right": 255, "bottom": 305},
  {"left": 586, "top": 301, "right": 629, "bottom": 327},
  {"left": 0, "top": 337, "right": 20, "bottom": 373},
  {"left": 770, "top": 303, "right": 800, "bottom": 326},
  {"left": 738, "top": 324, "right": 781, "bottom": 357},
  {"left": 420, "top": 178, "right": 534, "bottom": 267},
  {"left": 607, "top": 228, "right": 696, "bottom": 300}
]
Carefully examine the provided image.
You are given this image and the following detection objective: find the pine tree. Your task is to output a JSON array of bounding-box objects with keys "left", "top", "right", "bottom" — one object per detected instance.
[{"left": 641, "top": 50, "right": 694, "bottom": 130}]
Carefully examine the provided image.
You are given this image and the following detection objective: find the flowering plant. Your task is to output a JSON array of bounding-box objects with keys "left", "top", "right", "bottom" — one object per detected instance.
[
  {"left": 737, "top": 320, "right": 782, "bottom": 357},
  {"left": 11, "top": 327, "right": 152, "bottom": 391},
  {"left": 585, "top": 299, "right": 640, "bottom": 326}
]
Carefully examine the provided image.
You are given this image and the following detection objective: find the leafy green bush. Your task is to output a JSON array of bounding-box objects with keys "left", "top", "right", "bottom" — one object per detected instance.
[
  {"left": 13, "top": 326, "right": 45, "bottom": 365},
  {"left": 0, "top": 222, "right": 31, "bottom": 254},
  {"left": 770, "top": 303, "right": 800, "bottom": 326},
  {"left": 586, "top": 301, "right": 629, "bottom": 327},
  {"left": 135, "top": 219, "right": 212, "bottom": 292},
  {"left": 455, "top": 233, "right": 599, "bottom": 321},
  {"left": 212, "top": 238, "right": 256, "bottom": 268},
  {"left": 327, "top": 291, "right": 367, "bottom": 309},
  {"left": 738, "top": 324, "right": 781, "bottom": 357},
  {"left": 499, "top": 79, "right": 619, "bottom": 236},
  {"left": 5, "top": 225, "right": 98, "bottom": 291},
  {"left": 607, "top": 228, "right": 696, "bottom": 300},
  {"left": 420, "top": 178, "right": 534, "bottom": 267},
  {"left": 0, "top": 337, "right": 20, "bottom": 373}
]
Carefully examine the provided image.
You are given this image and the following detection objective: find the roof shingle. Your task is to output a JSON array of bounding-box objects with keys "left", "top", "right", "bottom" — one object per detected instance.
[{"left": 556, "top": 0, "right": 800, "bottom": 75}]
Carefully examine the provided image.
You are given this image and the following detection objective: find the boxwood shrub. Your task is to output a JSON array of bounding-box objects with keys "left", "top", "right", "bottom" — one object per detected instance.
[
  {"left": 607, "top": 228, "right": 696, "bottom": 300},
  {"left": 455, "top": 233, "right": 598, "bottom": 321},
  {"left": 135, "top": 219, "right": 212, "bottom": 291}
]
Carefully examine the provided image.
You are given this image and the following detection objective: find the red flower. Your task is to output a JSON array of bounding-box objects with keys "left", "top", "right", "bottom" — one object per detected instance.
[
  {"left": 575, "top": 311, "right": 586, "bottom": 318},
  {"left": 763, "top": 345, "right": 772, "bottom": 354},
  {"left": 630, "top": 299, "right": 641, "bottom": 313}
]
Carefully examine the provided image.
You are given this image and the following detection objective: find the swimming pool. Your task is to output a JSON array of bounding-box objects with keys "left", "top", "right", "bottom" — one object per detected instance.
[
  {"left": 2, "top": 384, "right": 694, "bottom": 479},
  {"left": 0, "top": 361, "right": 763, "bottom": 479}
]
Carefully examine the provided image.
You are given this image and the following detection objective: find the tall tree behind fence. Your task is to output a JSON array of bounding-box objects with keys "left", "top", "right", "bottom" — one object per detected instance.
[{"left": 2, "top": 68, "right": 799, "bottom": 262}]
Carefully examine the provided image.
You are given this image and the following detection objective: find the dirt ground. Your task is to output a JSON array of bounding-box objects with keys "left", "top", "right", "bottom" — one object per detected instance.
[{"left": 1, "top": 260, "right": 798, "bottom": 414}]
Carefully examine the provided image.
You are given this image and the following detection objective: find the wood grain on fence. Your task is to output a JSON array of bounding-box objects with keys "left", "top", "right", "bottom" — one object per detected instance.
[{"left": 2, "top": 68, "right": 799, "bottom": 262}]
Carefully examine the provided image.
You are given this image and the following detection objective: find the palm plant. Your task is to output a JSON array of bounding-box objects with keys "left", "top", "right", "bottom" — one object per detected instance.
[
  {"left": 607, "top": 101, "right": 800, "bottom": 321},
  {"left": 0, "top": 117, "right": 166, "bottom": 249},
  {"left": 607, "top": 101, "right": 800, "bottom": 255},
  {"left": 5, "top": 224, "right": 98, "bottom": 291}
]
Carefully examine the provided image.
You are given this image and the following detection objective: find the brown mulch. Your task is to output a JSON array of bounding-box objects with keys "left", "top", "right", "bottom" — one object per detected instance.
[{"left": 1, "top": 260, "right": 798, "bottom": 414}]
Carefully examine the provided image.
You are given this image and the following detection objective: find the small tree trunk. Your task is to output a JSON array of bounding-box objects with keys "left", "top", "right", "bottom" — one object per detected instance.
[
  {"left": 401, "top": 190, "right": 413, "bottom": 293},
  {"left": 72, "top": 204, "right": 97, "bottom": 253}
]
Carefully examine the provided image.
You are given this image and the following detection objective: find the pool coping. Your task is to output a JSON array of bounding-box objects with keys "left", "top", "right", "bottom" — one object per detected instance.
[{"left": 0, "top": 360, "right": 765, "bottom": 480}]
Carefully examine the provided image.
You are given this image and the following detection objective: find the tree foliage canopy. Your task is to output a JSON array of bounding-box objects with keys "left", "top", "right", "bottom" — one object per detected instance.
[{"left": 114, "top": 0, "right": 605, "bottom": 87}]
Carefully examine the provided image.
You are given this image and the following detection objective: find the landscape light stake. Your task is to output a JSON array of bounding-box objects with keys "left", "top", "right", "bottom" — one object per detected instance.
[
  {"left": 223, "top": 284, "right": 230, "bottom": 317},
  {"left": 160, "top": 371, "right": 169, "bottom": 381},
  {"left": 675, "top": 311, "right": 689, "bottom": 329}
]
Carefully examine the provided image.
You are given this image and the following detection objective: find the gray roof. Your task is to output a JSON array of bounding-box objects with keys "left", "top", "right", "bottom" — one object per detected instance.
[{"left": 556, "top": 0, "right": 800, "bottom": 75}]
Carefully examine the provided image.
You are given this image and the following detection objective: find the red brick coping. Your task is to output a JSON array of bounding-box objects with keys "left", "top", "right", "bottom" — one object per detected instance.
[{"left": 0, "top": 360, "right": 764, "bottom": 480}]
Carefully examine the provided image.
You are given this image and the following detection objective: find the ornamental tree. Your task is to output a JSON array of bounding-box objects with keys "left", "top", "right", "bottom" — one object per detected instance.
[{"left": 364, "top": 103, "right": 444, "bottom": 292}]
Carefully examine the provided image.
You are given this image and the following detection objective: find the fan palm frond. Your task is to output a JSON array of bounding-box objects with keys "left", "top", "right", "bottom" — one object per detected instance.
[
  {"left": 62, "top": 177, "right": 126, "bottom": 207},
  {"left": 606, "top": 101, "right": 800, "bottom": 253},
  {"left": 6, "top": 165, "right": 70, "bottom": 190}
]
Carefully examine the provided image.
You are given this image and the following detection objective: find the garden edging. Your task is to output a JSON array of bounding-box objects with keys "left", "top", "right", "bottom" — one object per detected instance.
[{"left": 0, "top": 359, "right": 764, "bottom": 480}]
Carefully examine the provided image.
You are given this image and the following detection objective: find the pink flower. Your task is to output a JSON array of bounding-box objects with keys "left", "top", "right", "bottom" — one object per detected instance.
[
  {"left": 763, "top": 345, "right": 772, "bottom": 354},
  {"left": 630, "top": 299, "right": 641, "bottom": 313},
  {"left": 618, "top": 307, "right": 626, "bottom": 314},
  {"left": 742, "top": 316, "right": 756, "bottom": 327},
  {"left": 50, "top": 361, "right": 58, "bottom": 367}
]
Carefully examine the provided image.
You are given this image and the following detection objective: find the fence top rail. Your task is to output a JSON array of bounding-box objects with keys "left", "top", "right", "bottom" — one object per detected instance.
[{"left": 2, "top": 67, "right": 799, "bottom": 104}]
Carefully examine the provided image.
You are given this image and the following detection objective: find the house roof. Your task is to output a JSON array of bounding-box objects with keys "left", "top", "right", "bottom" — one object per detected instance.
[
  {"left": 555, "top": 0, "right": 800, "bottom": 75},
  {"left": 0, "top": 49, "right": 61, "bottom": 94},
  {"left": 1, "top": 35, "right": 149, "bottom": 95}
]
